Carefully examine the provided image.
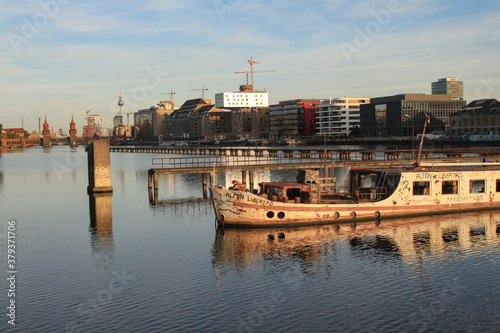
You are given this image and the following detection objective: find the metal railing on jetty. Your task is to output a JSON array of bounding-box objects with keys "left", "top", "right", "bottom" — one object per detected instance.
[
  {"left": 152, "top": 155, "right": 332, "bottom": 169},
  {"left": 151, "top": 146, "right": 500, "bottom": 169}
]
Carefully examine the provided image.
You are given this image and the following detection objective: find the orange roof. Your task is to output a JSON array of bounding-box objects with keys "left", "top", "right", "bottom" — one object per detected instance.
[{"left": 3, "top": 128, "right": 24, "bottom": 134}]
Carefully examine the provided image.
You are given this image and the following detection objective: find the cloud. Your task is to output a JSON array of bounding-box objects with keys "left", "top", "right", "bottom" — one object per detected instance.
[
  {"left": 52, "top": 4, "right": 122, "bottom": 33},
  {"left": 0, "top": 0, "right": 499, "bottom": 131}
]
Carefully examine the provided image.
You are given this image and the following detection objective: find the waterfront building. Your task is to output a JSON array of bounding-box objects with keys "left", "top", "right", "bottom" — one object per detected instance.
[
  {"left": 432, "top": 77, "right": 463, "bottom": 99},
  {"left": 317, "top": 98, "right": 369, "bottom": 136},
  {"left": 215, "top": 88, "right": 270, "bottom": 139},
  {"left": 202, "top": 107, "right": 232, "bottom": 141},
  {"left": 115, "top": 125, "right": 133, "bottom": 137},
  {"left": 269, "top": 99, "right": 319, "bottom": 141},
  {"left": 134, "top": 100, "right": 174, "bottom": 140},
  {"left": 215, "top": 91, "right": 269, "bottom": 108},
  {"left": 83, "top": 125, "right": 98, "bottom": 138},
  {"left": 163, "top": 98, "right": 231, "bottom": 140},
  {"left": 360, "top": 94, "right": 466, "bottom": 137},
  {"left": 449, "top": 99, "right": 500, "bottom": 136},
  {"left": 2, "top": 128, "right": 24, "bottom": 137},
  {"left": 88, "top": 114, "right": 103, "bottom": 136}
]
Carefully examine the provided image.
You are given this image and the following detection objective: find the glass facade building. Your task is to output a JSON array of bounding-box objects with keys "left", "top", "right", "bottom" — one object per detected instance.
[
  {"left": 431, "top": 77, "right": 463, "bottom": 99},
  {"left": 360, "top": 94, "right": 466, "bottom": 137}
]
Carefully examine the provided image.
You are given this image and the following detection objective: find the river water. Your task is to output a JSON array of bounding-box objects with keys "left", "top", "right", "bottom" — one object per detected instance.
[{"left": 1, "top": 146, "right": 499, "bottom": 332}]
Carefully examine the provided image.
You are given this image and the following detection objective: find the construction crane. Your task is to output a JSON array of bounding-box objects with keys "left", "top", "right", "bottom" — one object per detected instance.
[
  {"left": 161, "top": 90, "right": 176, "bottom": 103},
  {"left": 235, "top": 70, "right": 275, "bottom": 86},
  {"left": 248, "top": 56, "right": 259, "bottom": 88},
  {"left": 235, "top": 56, "right": 274, "bottom": 91},
  {"left": 189, "top": 86, "right": 208, "bottom": 99}
]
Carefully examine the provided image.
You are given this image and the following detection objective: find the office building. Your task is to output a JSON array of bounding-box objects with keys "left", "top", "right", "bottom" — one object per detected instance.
[
  {"left": 317, "top": 98, "right": 370, "bottom": 136},
  {"left": 431, "top": 77, "right": 463, "bottom": 99},
  {"left": 360, "top": 94, "right": 466, "bottom": 137},
  {"left": 449, "top": 99, "right": 500, "bottom": 136},
  {"left": 269, "top": 99, "right": 319, "bottom": 141},
  {"left": 135, "top": 101, "right": 174, "bottom": 140}
]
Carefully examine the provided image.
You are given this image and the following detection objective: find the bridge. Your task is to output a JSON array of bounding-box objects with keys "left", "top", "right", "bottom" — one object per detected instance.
[{"left": 1, "top": 137, "right": 88, "bottom": 149}]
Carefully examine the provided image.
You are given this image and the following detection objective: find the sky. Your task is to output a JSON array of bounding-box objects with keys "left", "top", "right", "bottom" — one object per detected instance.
[{"left": 1, "top": 0, "right": 499, "bottom": 133}]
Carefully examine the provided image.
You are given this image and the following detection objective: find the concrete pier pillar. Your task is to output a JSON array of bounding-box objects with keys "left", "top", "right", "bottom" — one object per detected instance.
[
  {"left": 89, "top": 192, "right": 113, "bottom": 237},
  {"left": 87, "top": 139, "right": 113, "bottom": 193}
]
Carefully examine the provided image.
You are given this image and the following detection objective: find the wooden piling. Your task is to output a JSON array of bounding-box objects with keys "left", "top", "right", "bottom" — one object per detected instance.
[
  {"left": 241, "top": 170, "right": 247, "bottom": 185},
  {"left": 148, "top": 170, "right": 153, "bottom": 189},
  {"left": 202, "top": 173, "right": 208, "bottom": 197},
  {"left": 249, "top": 171, "right": 254, "bottom": 193}
]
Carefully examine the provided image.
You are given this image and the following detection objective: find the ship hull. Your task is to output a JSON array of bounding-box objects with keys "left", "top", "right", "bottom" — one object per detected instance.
[{"left": 210, "top": 164, "right": 500, "bottom": 227}]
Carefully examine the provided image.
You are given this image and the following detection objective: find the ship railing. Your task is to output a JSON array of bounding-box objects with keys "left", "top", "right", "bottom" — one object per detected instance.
[{"left": 357, "top": 187, "right": 387, "bottom": 202}]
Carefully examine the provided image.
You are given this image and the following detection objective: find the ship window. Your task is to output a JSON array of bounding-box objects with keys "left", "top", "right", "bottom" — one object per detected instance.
[
  {"left": 286, "top": 188, "right": 301, "bottom": 199},
  {"left": 496, "top": 179, "right": 500, "bottom": 192},
  {"left": 470, "top": 180, "right": 485, "bottom": 193},
  {"left": 442, "top": 180, "right": 458, "bottom": 195},
  {"left": 413, "top": 181, "right": 430, "bottom": 195}
]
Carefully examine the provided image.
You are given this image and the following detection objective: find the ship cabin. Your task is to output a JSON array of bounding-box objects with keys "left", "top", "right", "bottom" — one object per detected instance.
[{"left": 256, "top": 168, "right": 402, "bottom": 204}]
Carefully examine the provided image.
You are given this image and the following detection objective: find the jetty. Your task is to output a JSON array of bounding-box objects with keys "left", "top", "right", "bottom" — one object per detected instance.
[{"left": 146, "top": 147, "right": 500, "bottom": 204}]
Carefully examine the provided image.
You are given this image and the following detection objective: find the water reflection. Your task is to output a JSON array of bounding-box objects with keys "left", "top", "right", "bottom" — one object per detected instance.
[
  {"left": 213, "top": 211, "right": 500, "bottom": 273},
  {"left": 150, "top": 198, "right": 213, "bottom": 222},
  {"left": 89, "top": 192, "right": 114, "bottom": 267}
]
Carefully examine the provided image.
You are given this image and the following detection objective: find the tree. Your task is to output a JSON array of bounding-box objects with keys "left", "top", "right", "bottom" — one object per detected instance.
[
  {"left": 349, "top": 126, "right": 361, "bottom": 138},
  {"left": 137, "top": 121, "right": 153, "bottom": 139}
]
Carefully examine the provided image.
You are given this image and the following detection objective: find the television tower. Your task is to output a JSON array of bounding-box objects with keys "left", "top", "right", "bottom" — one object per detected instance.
[
  {"left": 114, "top": 77, "right": 124, "bottom": 128},
  {"left": 118, "top": 77, "right": 124, "bottom": 116}
]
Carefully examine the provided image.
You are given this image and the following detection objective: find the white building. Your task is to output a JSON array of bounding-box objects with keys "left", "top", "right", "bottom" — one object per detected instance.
[
  {"left": 215, "top": 92, "right": 269, "bottom": 108},
  {"left": 88, "top": 114, "right": 103, "bottom": 135},
  {"left": 317, "top": 98, "right": 370, "bottom": 135}
]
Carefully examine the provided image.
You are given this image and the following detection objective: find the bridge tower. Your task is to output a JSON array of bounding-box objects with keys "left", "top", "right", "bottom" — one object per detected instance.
[
  {"left": 69, "top": 116, "right": 78, "bottom": 147},
  {"left": 42, "top": 117, "right": 52, "bottom": 148}
]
